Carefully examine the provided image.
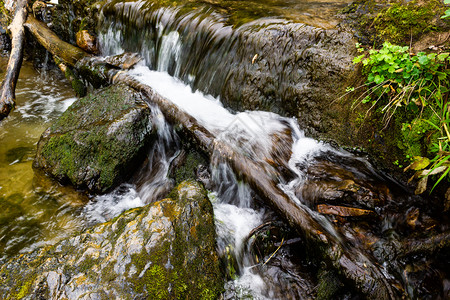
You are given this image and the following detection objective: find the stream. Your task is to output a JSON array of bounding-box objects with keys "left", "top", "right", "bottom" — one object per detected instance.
[{"left": 1, "top": 0, "right": 449, "bottom": 298}]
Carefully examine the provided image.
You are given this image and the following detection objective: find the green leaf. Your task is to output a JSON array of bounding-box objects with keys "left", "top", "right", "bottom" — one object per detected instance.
[
  {"left": 418, "top": 55, "right": 429, "bottom": 65},
  {"left": 431, "top": 166, "right": 450, "bottom": 192},
  {"left": 437, "top": 53, "right": 449, "bottom": 61},
  {"left": 421, "top": 119, "right": 441, "bottom": 131},
  {"left": 374, "top": 75, "right": 384, "bottom": 84},
  {"left": 437, "top": 71, "right": 447, "bottom": 80},
  {"left": 353, "top": 54, "right": 365, "bottom": 64},
  {"left": 346, "top": 86, "right": 355, "bottom": 92}
]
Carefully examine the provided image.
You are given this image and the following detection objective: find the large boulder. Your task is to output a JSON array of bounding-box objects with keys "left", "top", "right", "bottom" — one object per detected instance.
[
  {"left": 0, "top": 181, "right": 223, "bottom": 299},
  {"left": 33, "top": 84, "right": 154, "bottom": 193}
]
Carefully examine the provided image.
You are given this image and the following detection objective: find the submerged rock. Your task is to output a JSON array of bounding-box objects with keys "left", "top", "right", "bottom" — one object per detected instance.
[
  {"left": 0, "top": 181, "right": 223, "bottom": 299},
  {"left": 33, "top": 84, "right": 154, "bottom": 193}
]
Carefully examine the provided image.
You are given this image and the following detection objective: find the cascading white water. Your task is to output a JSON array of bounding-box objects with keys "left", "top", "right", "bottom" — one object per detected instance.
[
  {"left": 97, "top": 23, "right": 343, "bottom": 298},
  {"left": 98, "top": 11, "right": 438, "bottom": 297},
  {"left": 83, "top": 104, "right": 179, "bottom": 224},
  {"left": 126, "top": 63, "right": 341, "bottom": 298}
]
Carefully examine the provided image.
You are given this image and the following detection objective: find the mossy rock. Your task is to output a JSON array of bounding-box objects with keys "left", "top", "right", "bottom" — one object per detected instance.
[
  {"left": 0, "top": 181, "right": 223, "bottom": 299},
  {"left": 33, "top": 83, "right": 154, "bottom": 193},
  {"left": 341, "top": 0, "right": 448, "bottom": 47}
]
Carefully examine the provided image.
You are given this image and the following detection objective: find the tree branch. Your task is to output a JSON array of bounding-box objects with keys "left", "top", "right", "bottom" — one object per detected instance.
[{"left": 0, "top": 0, "right": 28, "bottom": 120}]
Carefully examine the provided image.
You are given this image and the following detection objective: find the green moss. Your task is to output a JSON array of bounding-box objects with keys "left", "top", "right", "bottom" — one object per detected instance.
[
  {"left": 67, "top": 70, "right": 87, "bottom": 97},
  {"left": 0, "top": 0, "right": 11, "bottom": 27},
  {"left": 315, "top": 267, "right": 343, "bottom": 300},
  {"left": 79, "top": 256, "right": 99, "bottom": 273},
  {"left": 172, "top": 151, "right": 207, "bottom": 185},
  {"left": 144, "top": 265, "right": 169, "bottom": 299},
  {"left": 100, "top": 261, "right": 116, "bottom": 283},
  {"left": 129, "top": 240, "right": 172, "bottom": 295},
  {"left": 344, "top": 0, "right": 447, "bottom": 47},
  {"left": 373, "top": 0, "right": 443, "bottom": 44},
  {"left": 15, "top": 280, "right": 33, "bottom": 299},
  {"left": 35, "top": 84, "right": 153, "bottom": 193}
]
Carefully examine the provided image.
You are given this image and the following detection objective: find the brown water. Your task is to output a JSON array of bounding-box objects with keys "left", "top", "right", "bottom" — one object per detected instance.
[{"left": 0, "top": 56, "right": 88, "bottom": 258}]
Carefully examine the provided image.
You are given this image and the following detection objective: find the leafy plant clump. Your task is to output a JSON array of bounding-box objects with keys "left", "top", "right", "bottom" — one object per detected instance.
[
  {"left": 442, "top": 0, "right": 450, "bottom": 19},
  {"left": 352, "top": 42, "right": 450, "bottom": 194}
]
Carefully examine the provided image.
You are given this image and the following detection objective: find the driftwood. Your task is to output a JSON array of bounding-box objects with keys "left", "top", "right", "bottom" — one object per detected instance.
[
  {"left": 0, "top": 0, "right": 28, "bottom": 120},
  {"left": 25, "top": 17, "right": 401, "bottom": 299}
]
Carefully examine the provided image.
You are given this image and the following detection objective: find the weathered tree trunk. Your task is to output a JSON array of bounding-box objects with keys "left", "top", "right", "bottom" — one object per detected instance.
[
  {"left": 0, "top": 0, "right": 28, "bottom": 120},
  {"left": 24, "top": 15, "right": 89, "bottom": 66},
  {"left": 25, "top": 17, "right": 400, "bottom": 299}
]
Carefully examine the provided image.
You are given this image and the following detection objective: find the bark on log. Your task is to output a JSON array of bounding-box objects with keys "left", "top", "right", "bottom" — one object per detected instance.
[
  {"left": 0, "top": 0, "right": 28, "bottom": 120},
  {"left": 24, "top": 15, "right": 89, "bottom": 66},
  {"left": 400, "top": 231, "right": 450, "bottom": 257},
  {"left": 25, "top": 18, "right": 401, "bottom": 299}
]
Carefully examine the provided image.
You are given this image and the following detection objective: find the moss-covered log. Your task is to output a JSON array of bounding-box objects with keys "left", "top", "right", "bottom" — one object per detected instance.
[
  {"left": 25, "top": 16, "right": 400, "bottom": 299},
  {"left": 0, "top": 0, "right": 28, "bottom": 120}
]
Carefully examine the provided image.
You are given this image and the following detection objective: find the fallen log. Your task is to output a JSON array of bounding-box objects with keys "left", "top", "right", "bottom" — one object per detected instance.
[
  {"left": 25, "top": 17, "right": 400, "bottom": 299},
  {"left": 0, "top": 0, "right": 28, "bottom": 120},
  {"left": 24, "top": 15, "right": 89, "bottom": 66}
]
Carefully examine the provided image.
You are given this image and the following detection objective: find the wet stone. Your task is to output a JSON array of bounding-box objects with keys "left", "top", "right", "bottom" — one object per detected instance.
[
  {"left": 0, "top": 181, "right": 223, "bottom": 299},
  {"left": 76, "top": 30, "right": 98, "bottom": 54},
  {"left": 33, "top": 84, "right": 155, "bottom": 193}
]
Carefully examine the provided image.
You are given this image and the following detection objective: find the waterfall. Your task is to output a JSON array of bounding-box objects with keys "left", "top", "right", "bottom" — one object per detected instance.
[{"left": 88, "top": 1, "right": 449, "bottom": 298}]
